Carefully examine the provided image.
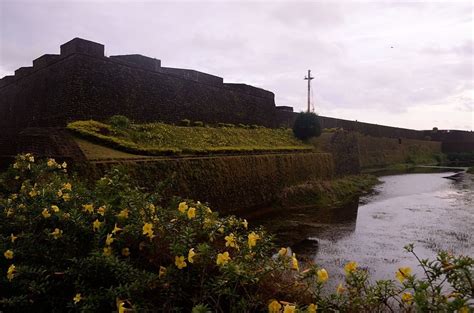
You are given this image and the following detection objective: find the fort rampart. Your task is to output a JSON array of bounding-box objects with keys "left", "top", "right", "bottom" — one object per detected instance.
[{"left": 1, "top": 37, "right": 473, "bottom": 157}]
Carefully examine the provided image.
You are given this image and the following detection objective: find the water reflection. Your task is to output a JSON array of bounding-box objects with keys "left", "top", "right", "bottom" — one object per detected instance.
[
  {"left": 246, "top": 198, "right": 360, "bottom": 256},
  {"left": 247, "top": 171, "right": 474, "bottom": 283}
]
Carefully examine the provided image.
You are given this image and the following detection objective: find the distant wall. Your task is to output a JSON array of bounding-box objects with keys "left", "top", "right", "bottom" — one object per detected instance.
[
  {"left": 89, "top": 152, "right": 334, "bottom": 212},
  {"left": 311, "top": 132, "right": 360, "bottom": 176},
  {"left": 356, "top": 134, "right": 442, "bottom": 168}
]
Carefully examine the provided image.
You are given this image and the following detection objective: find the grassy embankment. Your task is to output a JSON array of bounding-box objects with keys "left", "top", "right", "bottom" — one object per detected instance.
[
  {"left": 279, "top": 174, "right": 380, "bottom": 209},
  {"left": 68, "top": 120, "right": 313, "bottom": 157},
  {"left": 68, "top": 120, "right": 379, "bottom": 211}
]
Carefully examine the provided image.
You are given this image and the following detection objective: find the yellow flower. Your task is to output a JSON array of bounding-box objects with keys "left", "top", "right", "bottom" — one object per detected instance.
[
  {"left": 28, "top": 155, "right": 35, "bottom": 162},
  {"left": 459, "top": 307, "right": 469, "bottom": 313},
  {"left": 336, "top": 283, "right": 346, "bottom": 295},
  {"left": 291, "top": 253, "right": 299, "bottom": 271},
  {"left": 242, "top": 219, "right": 248, "bottom": 229},
  {"left": 97, "top": 206, "right": 106, "bottom": 216},
  {"left": 103, "top": 246, "right": 113, "bottom": 256},
  {"left": 283, "top": 304, "right": 296, "bottom": 313},
  {"left": 41, "top": 208, "right": 51, "bottom": 218},
  {"left": 188, "top": 248, "right": 196, "bottom": 263},
  {"left": 401, "top": 292, "right": 413, "bottom": 304},
  {"left": 92, "top": 219, "right": 102, "bottom": 232},
  {"left": 62, "top": 193, "right": 71, "bottom": 201},
  {"left": 5, "top": 208, "right": 14, "bottom": 217},
  {"left": 105, "top": 233, "right": 114, "bottom": 246},
  {"left": 4, "top": 250, "right": 14, "bottom": 259},
  {"left": 62, "top": 182, "right": 72, "bottom": 191},
  {"left": 82, "top": 204, "right": 94, "bottom": 214},
  {"left": 112, "top": 223, "right": 122, "bottom": 235},
  {"left": 175, "top": 256, "right": 187, "bottom": 269},
  {"left": 317, "top": 268, "right": 329, "bottom": 283},
  {"left": 61, "top": 161, "right": 67, "bottom": 169},
  {"left": 278, "top": 247, "right": 287, "bottom": 257},
  {"left": 178, "top": 201, "right": 188, "bottom": 213},
  {"left": 10, "top": 233, "right": 18, "bottom": 243},
  {"left": 159, "top": 266, "right": 167, "bottom": 278},
  {"left": 57, "top": 190, "right": 63, "bottom": 198},
  {"left": 29, "top": 189, "right": 38, "bottom": 197},
  {"left": 247, "top": 232, "right": 260, "bottom": 249},
  {"left": 206, "top": 207, "right": 212, "bottom": 214},
  {"left": 187, "top": 207, "right": 196, "bottom": 219},
  {"left": 344, "top": 261, "right": 358, "bottom": 275},
  {"left": 268, "top": 300, "right": 282, "bottom": 313},
  {"left": 51, "top": 205, "right": 60, "bottom": 213},
  {"left": 117, "top": 208, "right": 129, "bottom": 219},
  {"left": 47, "top": 158, "right": 56, "bottom": 167},
  {"left": 225, "top": 233, "right": 238, "bottom": 248},
  {"left": 218, "top": 227, "right": 225, "bottom": 234},
  {"left": 73, "top": 293, "right": 82, "bottom": 304},
  {"left": 117, "top": 300, "right": 126, "bottom": 313},
  {"left": 216, "top": 251, "right": 231, "bottom": 266},
  {"left": 51, "top": 228, "right": 63, "bottom": 239},
  {"left": 307, "top": 303, "right": 318, "bottom": 313},
  {"left": 121, "top": 248, "right": 130, "bottom": 257},
  {"left": 142, "top": 222, "right": 154, "bottom": 239},
  {"left": 396, "top": 267, "right": 412, "bottom": 283},
  {"left": 7, "top": 264, "right": 16, "bottom": 281},
  {"left": 148, "top": 203, "right": 156, "bottom": 213}
]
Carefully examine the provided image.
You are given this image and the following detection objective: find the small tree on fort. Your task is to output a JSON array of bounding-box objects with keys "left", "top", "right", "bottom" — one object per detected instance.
[{"left": 292, "top": 112, "right": 322, "bottom": 140}]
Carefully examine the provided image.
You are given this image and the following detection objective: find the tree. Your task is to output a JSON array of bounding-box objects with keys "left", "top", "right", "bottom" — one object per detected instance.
[{"left": 292, "top": 112, "right": 322, "bottom": 140}]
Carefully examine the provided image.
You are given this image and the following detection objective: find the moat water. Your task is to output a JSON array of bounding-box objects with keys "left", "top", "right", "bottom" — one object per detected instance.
[{"left": 250, "top": 171, "right": 474, "bottom": 285}]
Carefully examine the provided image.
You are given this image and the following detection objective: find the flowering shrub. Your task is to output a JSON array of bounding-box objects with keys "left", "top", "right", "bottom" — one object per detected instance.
[{"left": 0, "top": 154, "right": 472, "bottom": 312}]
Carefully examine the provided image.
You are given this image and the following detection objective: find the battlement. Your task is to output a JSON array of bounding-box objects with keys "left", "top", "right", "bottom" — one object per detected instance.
[
  {"left": 60, "top": 37, "right": 105, "bottom": 57},
  {"left": 110, "top": 54, "right": 161, "bottom": 71}
]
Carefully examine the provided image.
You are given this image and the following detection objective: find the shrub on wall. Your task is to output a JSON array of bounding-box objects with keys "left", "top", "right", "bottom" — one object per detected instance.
[
  {"left": 292, "top": 112, "right": 322, "bottom": 140},
  {"left": 108, "top": 115, "right": 131, "bottom": 129},
  {"left": 178, "top": 119, "right": 191, "bottom": 127},
  {"left": 192, "top": 121, "right": 204, "bottom": 127}
]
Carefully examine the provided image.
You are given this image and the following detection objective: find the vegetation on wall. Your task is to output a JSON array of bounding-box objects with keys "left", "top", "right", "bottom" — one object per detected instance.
[
  {"left": 292, "top": 112, "right": 322, "bottom": 140},
  {"left": 278, "top": 174, "right": 380, "bottom": 209},
  {"left": 68, "top": 118, "right": 313, "bottom": 156},
  {"left": 91, "top": 152, "right": 334, "bottom": 212},
  {"left": 0, "top": 155, "right": 472, "bottom": 312}
]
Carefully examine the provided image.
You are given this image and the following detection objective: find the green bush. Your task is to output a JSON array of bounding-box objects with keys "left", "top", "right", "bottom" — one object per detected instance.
[
  {"left": 179, "top": 119, "right": 191, "bottom": 127},
  {"left": 1, "top": 155, "right": 472, "bottom": 312},
  {"left": 217, "top": 123, "right": 235, "bottom": 128},
  {"left": 192, "top": 121, "right": 204, "bottom": 127},
  {"left": 108, "top": 115, "right": 131, "bottom": 129},
  {"left": 293, "top": 112, "right": 322, "bottom": 140}
]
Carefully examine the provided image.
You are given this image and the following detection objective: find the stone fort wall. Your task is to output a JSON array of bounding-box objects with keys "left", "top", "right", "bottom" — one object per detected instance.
[{"left": 1, "top": 37, "right": 472, "bottom": 157}]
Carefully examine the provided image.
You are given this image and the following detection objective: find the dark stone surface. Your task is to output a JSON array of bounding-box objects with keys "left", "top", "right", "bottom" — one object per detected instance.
[
  {"left": 110, "top": 54, "right": 161, "bottom": 71},
  {"left": 60, "top": 37, "right": 104, "bottom": 57}
]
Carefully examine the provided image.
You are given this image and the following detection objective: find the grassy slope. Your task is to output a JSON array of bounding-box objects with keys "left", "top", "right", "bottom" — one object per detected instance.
[
  {"left": 278, "top": 174, "right": 380, "bottom": 209},
  {"left": 68, "top": 120, "right": 313, "bottom": 156}
]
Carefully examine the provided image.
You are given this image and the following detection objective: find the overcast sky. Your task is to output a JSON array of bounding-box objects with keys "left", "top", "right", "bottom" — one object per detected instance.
[{"left": 1, "top": 0, "right": 473, "bottom": 130}]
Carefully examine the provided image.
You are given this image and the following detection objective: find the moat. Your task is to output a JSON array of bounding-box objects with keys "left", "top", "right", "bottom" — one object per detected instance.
[{"left": 251, "top": 171, "right": 474, "bottom": 284}]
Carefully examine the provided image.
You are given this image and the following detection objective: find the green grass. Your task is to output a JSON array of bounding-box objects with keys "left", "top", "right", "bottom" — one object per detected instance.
[
  {"left": 279, "top": 174, "right": 380, "bottom": 209},
  {"left": 68, "top": 120, "right": 313, "bottom": 156}
]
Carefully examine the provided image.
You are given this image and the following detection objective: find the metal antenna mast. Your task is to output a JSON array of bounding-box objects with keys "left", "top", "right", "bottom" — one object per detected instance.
[{"left": 304, "top": 69, "right": 314, "bottom": 113}]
